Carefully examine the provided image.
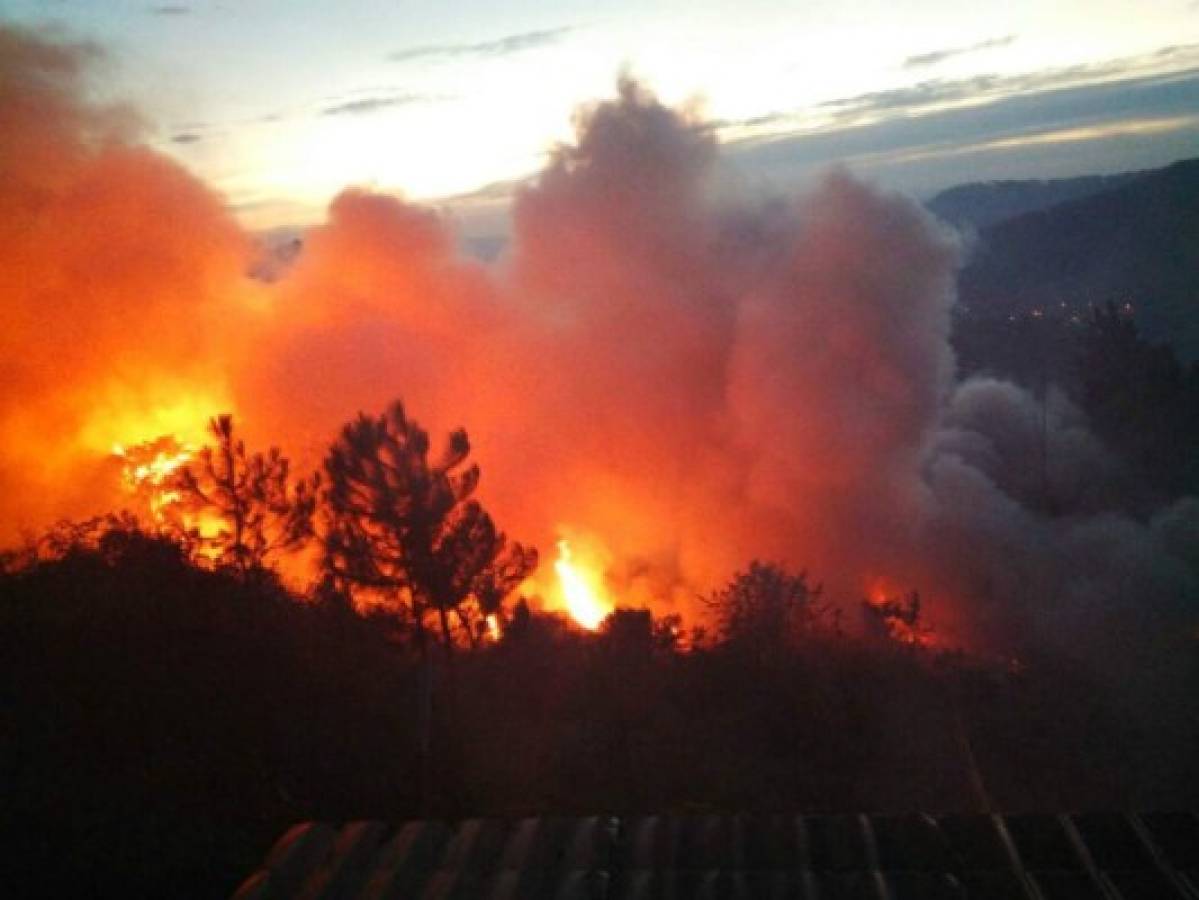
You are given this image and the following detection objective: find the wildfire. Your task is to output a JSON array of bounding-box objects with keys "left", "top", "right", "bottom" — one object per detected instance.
[
  {"left": 485, "top": 613, "right": 502, "bottom": 640},
  {"left": 554, "top": 539, "right": 612, "bottom": 630},
  {"left": 111, "top": 436, "right": 194, "bottom": 521},
  {"left": 864, "top": 578, "right": 940, "bottom": 649}
]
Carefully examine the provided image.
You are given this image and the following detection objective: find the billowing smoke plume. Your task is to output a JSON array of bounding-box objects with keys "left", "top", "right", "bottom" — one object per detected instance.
[
  {"left": 2, "top": 28, "right": 1195, "bottom": 669},
  {"left": 0, "top": 26, "right": 253, "bottom": 530}
]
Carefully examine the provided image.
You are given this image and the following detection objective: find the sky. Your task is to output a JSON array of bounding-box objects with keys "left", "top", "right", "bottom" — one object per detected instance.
[{"left": 3, "top": 0, "right": 1198, "bottom": 230}]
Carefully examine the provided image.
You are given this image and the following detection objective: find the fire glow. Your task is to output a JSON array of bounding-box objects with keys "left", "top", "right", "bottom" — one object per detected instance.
[
  {"left": 0, "top": 37, "right": 976, "bottom": 642},
  {"left": 111, "top": 428, "right": 620, "bottom": 634},
  {"left": 110, "top": 434, "right": 225, "bottom": 557},
  {"left": 111, "top": 437, "right": 195, "bottom": 522},
  {"left": 864, "top": 577, "right": 941, "bottom": 649},
  {"left": 553, "top": 540, "right": 612, "bottom": 631},
  {"left": 6, "top": 27, "right": 1198, "bottom": 663}
]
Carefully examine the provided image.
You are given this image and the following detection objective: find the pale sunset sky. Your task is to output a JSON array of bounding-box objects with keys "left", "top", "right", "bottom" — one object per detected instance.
[{"left": 4, "top": 0, "right": 1198, "bottom": 230}]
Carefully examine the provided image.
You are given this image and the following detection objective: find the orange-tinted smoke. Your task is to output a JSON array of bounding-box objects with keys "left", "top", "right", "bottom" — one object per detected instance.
[
  {"left": 2, "top": 26, "right": 1195, "bottom": 665},
  {"left": 0, "top": 25, "right": 255, "bottom": 538},
  {"left": 234, "top": 77, "right": 965, "bottom": 626}
]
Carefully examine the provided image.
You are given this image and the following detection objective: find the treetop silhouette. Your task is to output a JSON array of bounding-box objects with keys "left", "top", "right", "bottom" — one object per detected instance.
[
  {"left": 321, "top": 400, "right": 536, "bottom": 650},
  {"left": 705, "top": 560, "right": 826, "bottom": 658},
  {"left": 172, "top": 414, "right": 319, "bottom": 577}
]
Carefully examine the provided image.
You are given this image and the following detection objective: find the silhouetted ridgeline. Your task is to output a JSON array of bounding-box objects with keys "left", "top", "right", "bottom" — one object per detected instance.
[
  {"left": 948, "top": 157, "right": 1199, "bottom": 362},
  {"left": 3, "top": 523, "right": 1197, "bottom": 897},
  {"left": 926, "top": 169, "right": 1147, "bottom": 232}
]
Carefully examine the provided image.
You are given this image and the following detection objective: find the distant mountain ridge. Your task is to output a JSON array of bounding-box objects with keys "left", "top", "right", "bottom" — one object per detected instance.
[
  {"left": 927, "top": 169, "right": 1149, "bottom": 232},
  {"left": 940, "top": 157, "right": 1199, "bottom": 361}
]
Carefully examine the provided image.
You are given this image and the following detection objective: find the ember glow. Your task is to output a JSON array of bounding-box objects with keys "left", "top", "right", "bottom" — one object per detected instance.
[
  {"left": 553, "top": 540, "right": 612, "bottom": 631},
  {"left": 865, "top": 587, "right": 937, "bottom": 648}
]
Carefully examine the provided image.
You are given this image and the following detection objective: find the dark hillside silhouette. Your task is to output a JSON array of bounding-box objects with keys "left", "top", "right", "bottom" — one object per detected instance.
[
  {"left": 1, "top": 521, "right": 421, "bottom": 898},
  {"left": 927, "top": 168, "right": 1147, "bottom": 231},
  {"left": 5, "top": 517, "right": 1194, "bottom": 897},
  {"left": 954, "top": 157, "right": 1199, "bottom": 361}
]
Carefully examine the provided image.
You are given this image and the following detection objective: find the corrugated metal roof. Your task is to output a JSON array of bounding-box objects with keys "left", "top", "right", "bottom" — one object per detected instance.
[{"left": 231, "top": 811, "right": 1199, "bottom": 899}]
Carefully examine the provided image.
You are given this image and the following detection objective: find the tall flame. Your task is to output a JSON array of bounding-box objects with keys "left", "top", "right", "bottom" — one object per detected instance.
[{"left": 553, "top": 539, "right": 612, "bottom": 630}]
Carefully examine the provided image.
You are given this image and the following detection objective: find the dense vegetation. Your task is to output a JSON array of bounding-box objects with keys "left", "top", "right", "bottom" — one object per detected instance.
[{"left": 4, "top": 512, "right": 1192, "bottom": 897}]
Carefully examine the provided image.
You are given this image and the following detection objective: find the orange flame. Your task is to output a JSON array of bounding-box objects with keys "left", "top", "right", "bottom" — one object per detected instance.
[
  {"left": 485, "top": 613, "right": 502, "bottom": 641},
  {"left": 553, "top": 539, "right": 612, "bottom": 630},
  {"left": 864, "top": 577, "right": 941, "bottom": 648},
  {"left": 109, "top": 435, "right": 230, "bottom": 566},
  {"left": 111, "top": 436, "right": 195, "bottom": 522}
]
